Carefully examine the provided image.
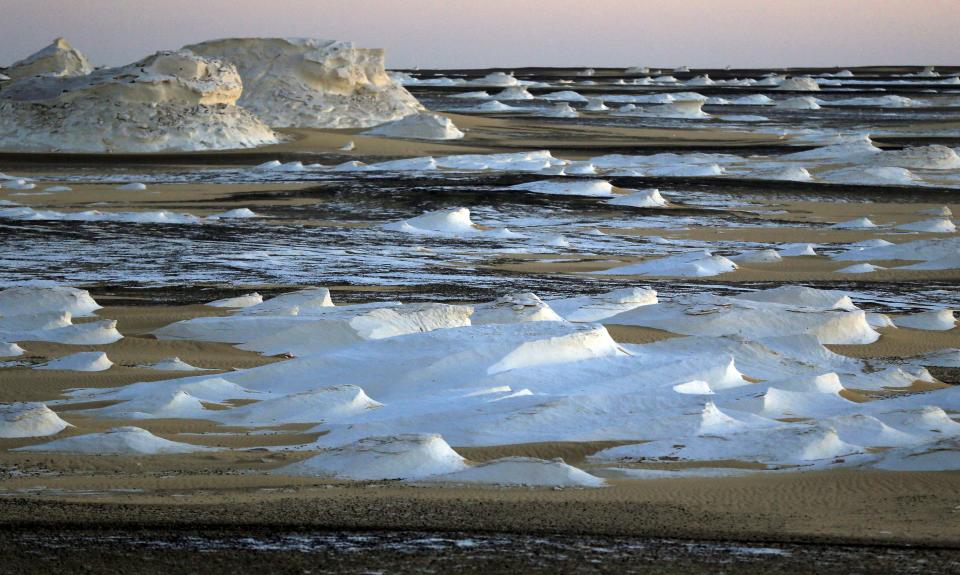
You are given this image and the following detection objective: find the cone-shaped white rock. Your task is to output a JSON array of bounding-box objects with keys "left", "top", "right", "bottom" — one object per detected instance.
[
  {"left": 365, "top": 113, "right": 464, "bottom": 140},
  {"left": 432, "top": 457, "right": 605, "bottom": 487},
  {"left": 606, "top": 189, "right": 668, "bottom": 208},
  {"left": 15, "top": 426, "right": 211, "bottom": 454},
  {"left": 277, "top": 434, "right": 468, "bottom": 480},
  {"left": 36, "top": 351, "right": 113, "bottom": 372},
  {"left": 0, "top": 402, "right": 71, "bottom": 438}
]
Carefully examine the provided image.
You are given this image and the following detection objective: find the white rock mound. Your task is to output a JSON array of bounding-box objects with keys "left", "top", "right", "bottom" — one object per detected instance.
[
  {"left": 0, "top": 403, "right": 71, "bottom": 438},
  {"left": 894, "top": 310, "right": 956, "bottom": 331},
  {"left": 15, "top": 426, "right": 210, "bottom": 454},
  {"left": 0, "top": 50, "right": 279, "bottom": 152},
  {"left": 607, "top": 189, "right": 669, "bottom": 208},
  {"left": 433, "top": 457, "right": 605, "bottom": 487},
  {"left": 184, "top": 37, "right": 424, "bottom": 129},
  {"left": 4, "top": 38, "right": 93, "bottom": 81},
  {"left": 278, "top": 434, "right": 468, "bottom": 480},
  {"left": 471, "top": 293, "right": 564, "bottom": 325},
  {"left": 141, "top": 357, "right": 210, "bottom": 371},
  {"left": 36, "top": 351, "right": 113, "bottom": 372},
  {"left": 207, "top": 293, "right": 264, "bottom": 308},
  {"left": 364, "top": 112, "right": 464, "bottom": 140},
  {"left": 0, "top": 286, "right": 101, "bottom": 317},
  {"left": 0, "top": 342, "right": 26, "bottom": 357},
  {"left": 776, "top": 76, "right": 821, "bottom": 91}
]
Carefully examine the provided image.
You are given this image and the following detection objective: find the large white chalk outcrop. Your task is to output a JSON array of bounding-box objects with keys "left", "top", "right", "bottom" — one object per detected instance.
[
  {"left": 0, "top": 50, "right": 279, "bottom": 152},
  {"left": 184, "top": 38, "right": 424, "bottom": 128},
  {"left": 3, "top": 38, "right": 93, "bottom": 81}
]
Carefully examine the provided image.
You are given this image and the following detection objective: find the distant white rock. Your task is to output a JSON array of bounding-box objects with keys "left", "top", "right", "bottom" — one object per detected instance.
[
  {"left": 432, "top": 457, "right": 605, "bottom": 487},
  {"left": 15, "top": 426, "right": 210, "bottom": 454},
  {"left": 509, "top": 179, "right": 614, "bottom": 197},
  {"left": 542, "top": 102, "right": 579, "bottom": 118},
  {"left": 0, "top": 403, "right": 71, "bottom": 438},
  {"left": 733, "top": 249, "right": 783, "bottom": 264},
  {"left": 4, "top": 37, "right": 92, "bottom": 80},
  {"left": 467, "top": 72, "right": 520, "bottom": 87},
  {"left": 836, "top": 263, "right": 885, "bottom": 274},
  {"left": 894, "top": 310, "right": 956, "bottom": 331},
  {"left": 584, "top": 98, "right": 609, "bottom": 111},
  {"left": 213, "top": 384, "right": 382, "bottom": 426},
  {"left": 595, "top": 251, "right": 738, "bottom": 278},
  {"left": 0, "top": 286, "right": 101, "bottom": 317},
  {"left": 184, "top": 38, "right": 424, "bottom": 129},
  {"left": 897, "top": 218, "right": 956, "bottom": 233},
  {"left": 141, "top": 357, "right": 210, "bottom": 371},
  {"left": 916, "top": 206, "right": 952, "bottom": 217},
  {"left": 779, "top": 243, "right": 818, "bottom": 257},
  {"left": 606, "top": 189, "right": 668, "bottom": 208},
  {"left": 831, "top": 217, "right": 878, "bottom": 229},
  {"left": 777, "top": 96, "right": 822, "bottom": 110},
  {"left": 36, "top": 351, "right": 113, "bottom": 372},
  {"left": 115, "top": 183, "right": 147, "bottom": 191},
  {"left": 472, "top": 293, "right": 564, "bottom": 325},
  {"left": 540, "top": 90, "right": 588, "bottom": 102},
  {"left": 776, "top": 76, "right": 821, "bottom": 91},
  {"left": 277, "top": 434, "right": 468, "bottom": 480},
  {"left": 207, "top": 292, "right": 264, "bottom": 308},
  {"left": 494, "top": 86, "right": 534, "bottom": 100},
  {"left": 549, "top": 287, "right": 658, "bottom": 322},
  {"left": 364, "top": 112, "right": 464, "bottom": 140},
  {"left": 384, "top": 207, "right": 478, "bottom": 235},
  {"left": 877, "top": 145, "right": 960, "bottom": 170},
  {"left": 0, "top": 342, "right": 26, "bottom": 357}
]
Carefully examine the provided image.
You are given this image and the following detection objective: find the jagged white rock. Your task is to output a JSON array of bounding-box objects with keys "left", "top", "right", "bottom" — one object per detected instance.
[
  {"left": 0, "top": 50, "right": 279, "bottom": 152},
  {"left": 4, "top": 37, "right": 92, "bottom": 80},
  {"left": 184, "top": 38, "right": 424, "bottom": 128}
]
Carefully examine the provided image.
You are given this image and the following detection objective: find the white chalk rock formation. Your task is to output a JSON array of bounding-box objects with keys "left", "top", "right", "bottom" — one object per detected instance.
[
  {"left": 0, "top": 342, "right": 26, "bottom": 357},
  {"left": 364, "top": 112, "right": 464, "bottom": 140},
  {"left": 141, "top": 357, "right": 210, "bottom": 371},
  {"left": 0, "top": 403, "right": 71, "bottom": 438},
  {"left": 184, "top": 37, "right": 424, "bottom": 128},
  {"left": 894, "top": 310, "right": 956, "bottom": 331},
  {"left": 471, "top": 293, "right": 564, "bottom": 325},
  {"left": 595, "top": 251, "right": 738, "bottom": 278},
  {"left": 278, "top": 434, "right": 468, "bottom": 480},
  {"left": 433, "top": 457, "right": 606, "bottom": 487},
  {"left": 607, "top": 189, "right": 669, "bottom": 208},
  {"left": 0, "top": 50, "right": 279, "bottom": 152},
  {"left": 4, "top": 38, "right": 93, "bottom": 80},
  {"left": 777, "top": 96, "right": 821, "bottom": 110},
  {"left": 15, "top": 426, "right": 210, "bottom": 454},
  {"left": 36, "top": 351, "right": 113, "bottom": 372},
  {"left": 776, "top": 76, "right": 821, "bottom": 91},
  {"left": 207, "top": 293, "right": 264, "bottom": 308},
  {"left": 0, "top": 286, "right": 101, "bottom": 317}
]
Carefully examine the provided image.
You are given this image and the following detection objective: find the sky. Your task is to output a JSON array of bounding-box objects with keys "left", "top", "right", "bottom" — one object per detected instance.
[{"left": 2, "top": 0, "right": 959, "bottom": 69}]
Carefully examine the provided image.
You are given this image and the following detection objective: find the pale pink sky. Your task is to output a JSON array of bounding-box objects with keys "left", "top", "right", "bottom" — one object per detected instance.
[{"left": 2, "top": 0, "right": 958, "bottom": 69}]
